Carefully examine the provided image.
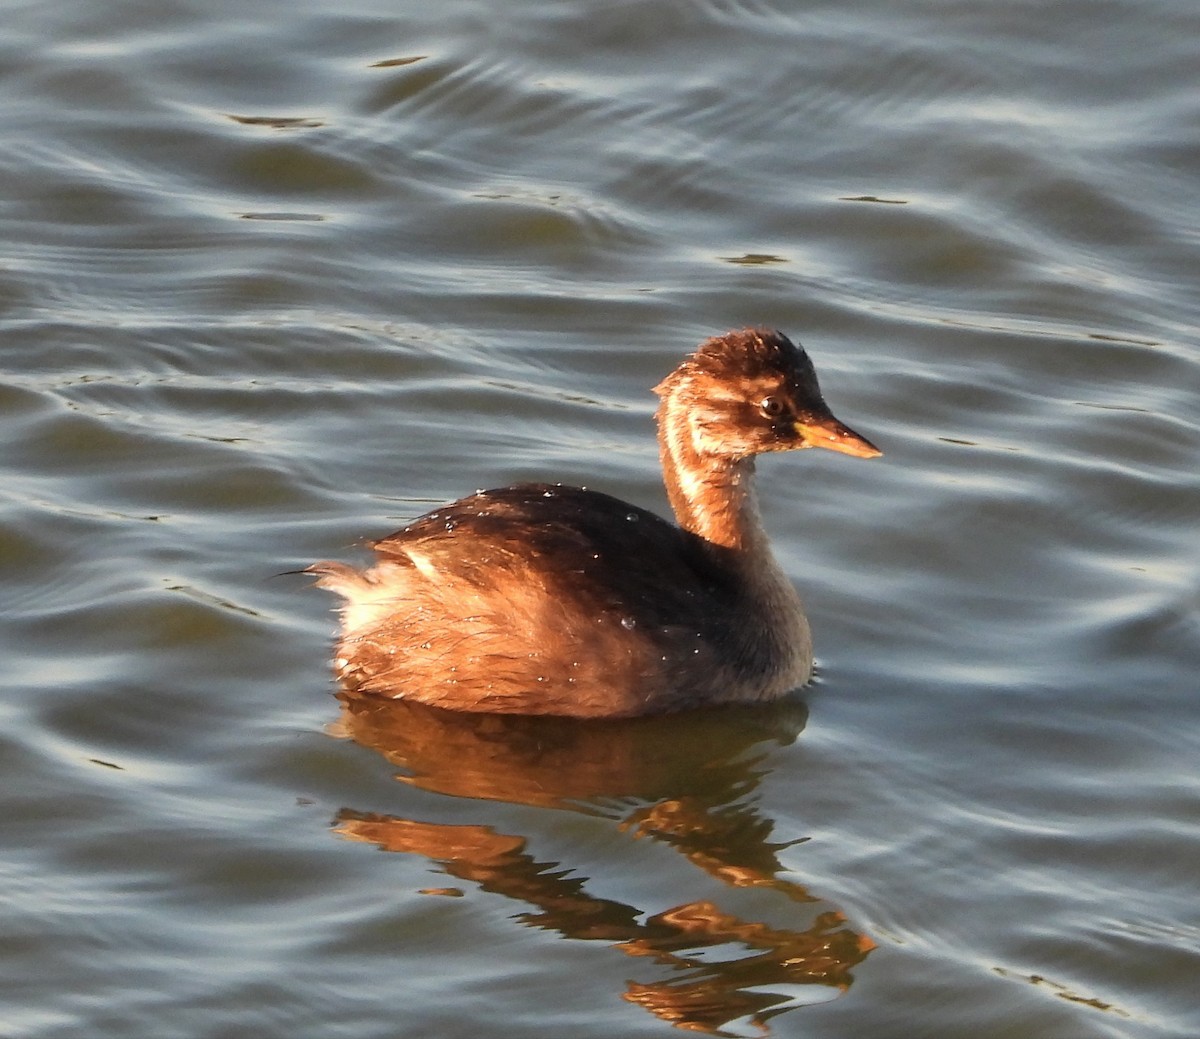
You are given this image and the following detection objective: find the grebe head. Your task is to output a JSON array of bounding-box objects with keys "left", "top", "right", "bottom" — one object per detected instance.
[{"left": 653, "top": 328, "right": 881, "bottom": 462}]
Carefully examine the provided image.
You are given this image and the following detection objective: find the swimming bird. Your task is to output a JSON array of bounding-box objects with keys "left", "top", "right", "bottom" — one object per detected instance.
[{"left": 312, "top": 328, "right": 879, "bottom": 717}]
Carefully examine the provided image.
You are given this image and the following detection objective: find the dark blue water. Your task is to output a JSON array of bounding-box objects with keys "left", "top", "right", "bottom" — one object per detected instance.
[{"left": 2, "top": 1, "right": 1197, "bottom": 1036}]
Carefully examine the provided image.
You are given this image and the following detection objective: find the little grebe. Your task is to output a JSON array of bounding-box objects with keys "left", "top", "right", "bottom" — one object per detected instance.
[{"left": 312, "top": 328, "right": 880, "bottom": 718}]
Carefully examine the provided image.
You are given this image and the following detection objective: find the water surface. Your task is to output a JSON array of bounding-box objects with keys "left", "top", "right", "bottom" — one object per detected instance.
[{"left": 2, "top": 1, "right": 1198, "bottom": 1036}]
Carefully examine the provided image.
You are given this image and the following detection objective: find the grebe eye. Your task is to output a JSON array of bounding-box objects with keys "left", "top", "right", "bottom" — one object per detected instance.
[{"left": 759, "top": 396, "right": 785, "bottom": 418}]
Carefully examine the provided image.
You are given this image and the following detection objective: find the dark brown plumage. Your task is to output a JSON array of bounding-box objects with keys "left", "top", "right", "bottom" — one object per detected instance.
[{"left": 312, "top": 328, "right": 879, "bottom": 717}]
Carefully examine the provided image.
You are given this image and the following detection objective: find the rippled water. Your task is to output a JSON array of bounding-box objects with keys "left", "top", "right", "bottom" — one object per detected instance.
[{"left": 3, "top": 1, "right": 1198, "bottom": 1036}]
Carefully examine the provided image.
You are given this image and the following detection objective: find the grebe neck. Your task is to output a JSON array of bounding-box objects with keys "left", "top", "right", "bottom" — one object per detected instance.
[{"left": 656, "top": 394, "right": 767, "bottom": 553}]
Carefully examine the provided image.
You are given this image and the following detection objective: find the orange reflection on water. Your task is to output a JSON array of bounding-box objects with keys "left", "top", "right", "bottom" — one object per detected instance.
[{"left": 331, "top": 694, "right": 874, "bottom": 1035}]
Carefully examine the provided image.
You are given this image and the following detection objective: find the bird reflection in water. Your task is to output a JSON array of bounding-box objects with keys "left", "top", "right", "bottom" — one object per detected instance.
[{"left": 330, "top": 694, "right": 875, "bottom": 1035}]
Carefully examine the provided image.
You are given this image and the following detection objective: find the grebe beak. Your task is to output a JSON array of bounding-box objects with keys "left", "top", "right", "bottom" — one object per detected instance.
[{"left": 794, "top": 413, "right": 882, "bottom": 458}]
